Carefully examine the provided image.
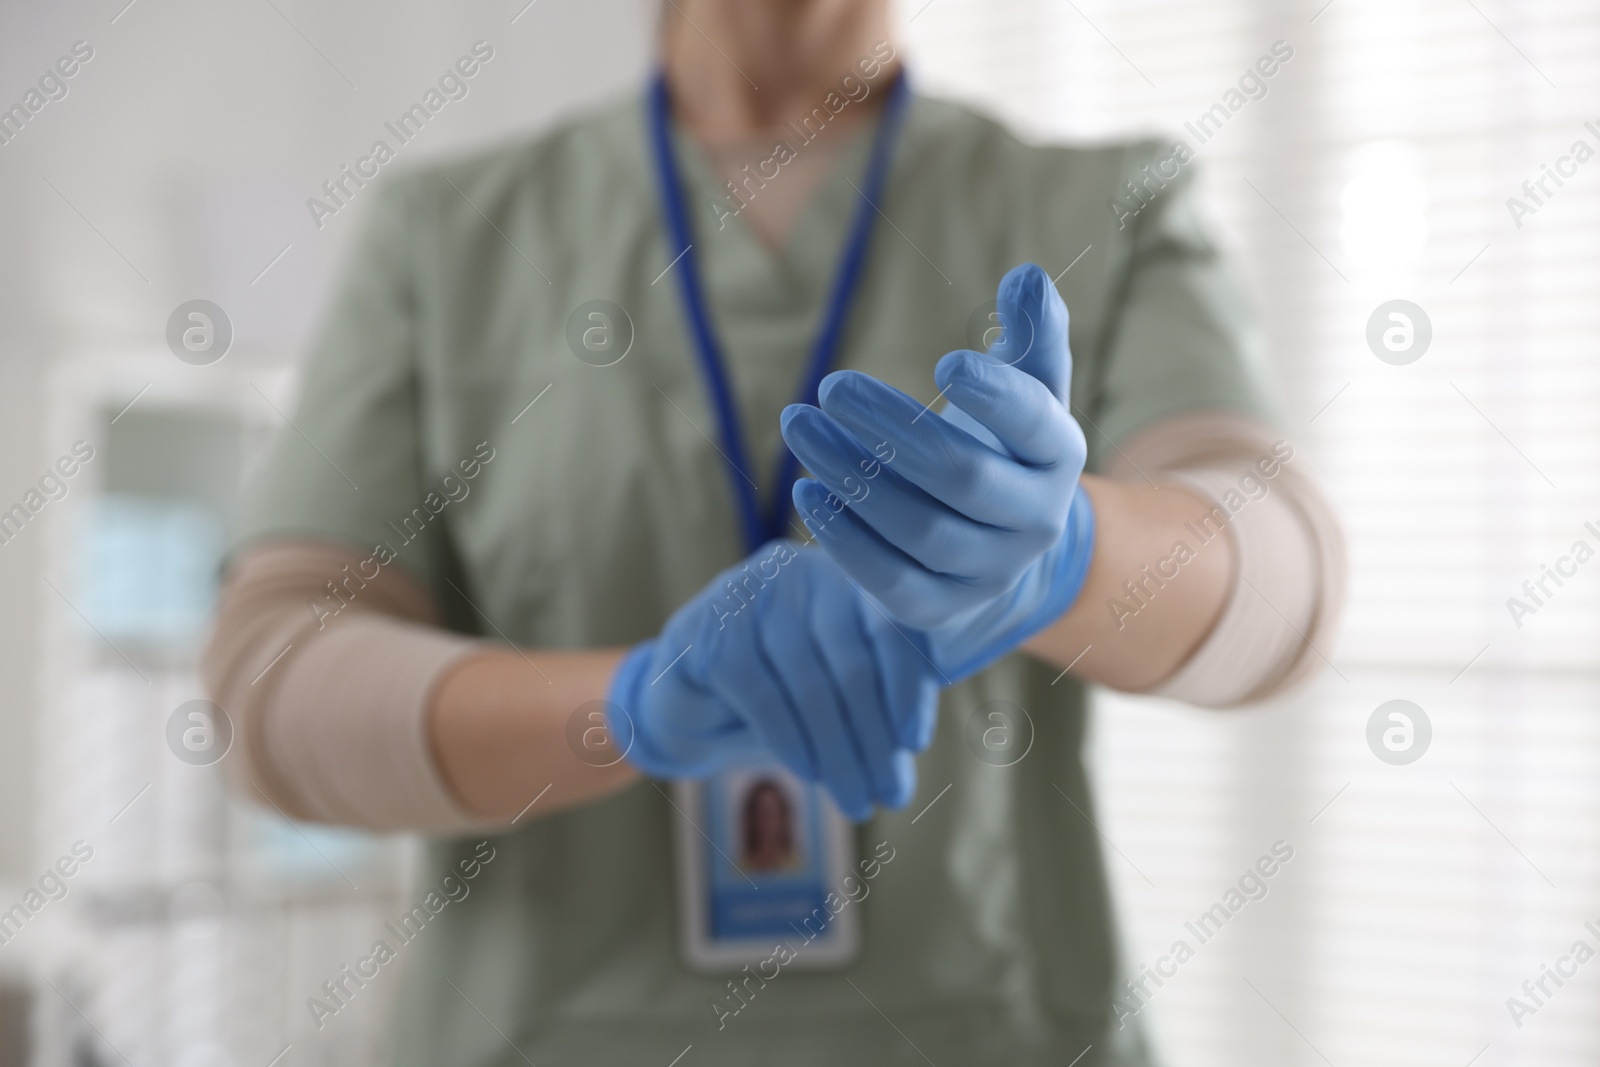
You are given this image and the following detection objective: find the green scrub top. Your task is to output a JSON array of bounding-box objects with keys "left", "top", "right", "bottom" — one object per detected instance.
[{"left": 235, "top": 88, "right": 1279, "bottom": 1066}]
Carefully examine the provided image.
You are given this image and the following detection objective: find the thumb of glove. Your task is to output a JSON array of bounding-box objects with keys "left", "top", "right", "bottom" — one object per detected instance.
[{"left": 986, "top": 262, "right": 1071, "bottom": 402}]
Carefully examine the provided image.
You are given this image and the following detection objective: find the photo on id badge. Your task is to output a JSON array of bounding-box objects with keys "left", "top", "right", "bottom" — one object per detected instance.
[{"left": 674, "top": 765, "right": 859, "bottom": 971}]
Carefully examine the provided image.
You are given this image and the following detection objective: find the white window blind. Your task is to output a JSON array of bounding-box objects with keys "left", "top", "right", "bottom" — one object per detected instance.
[{"left": 902, "top": 1, "right": 1600, "bottom": 1064}]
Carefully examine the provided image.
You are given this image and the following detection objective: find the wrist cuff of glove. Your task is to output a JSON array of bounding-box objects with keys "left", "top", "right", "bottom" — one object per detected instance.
[
  {"left": 1039, "top": 478, "right": 1097, "bottom": 622},
  {"left": 930, "top": 481, "right": 1097, "bottom": 682},
  {"left": 604, "top": 640, "right": 668, "bottom": 776}
]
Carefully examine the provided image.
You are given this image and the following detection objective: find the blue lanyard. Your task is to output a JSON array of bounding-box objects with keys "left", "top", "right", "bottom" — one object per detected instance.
[{"left": 647, "top": 69, "right": 910, "bottom": 554}]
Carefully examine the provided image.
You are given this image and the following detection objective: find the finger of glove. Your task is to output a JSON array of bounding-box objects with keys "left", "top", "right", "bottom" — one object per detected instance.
[
  {"left": 782, "top": 405, "right": 1014, "bottom": 582},
  {"left": 938, "top": 397, "right": 1005, "bottom": 453},
  {"left": 791, "top": 477, "right": 976, "bottom": 629},
  {"left": 986, "top": 262, "right": 1072, "bottom": 401},
  {"left": 884, "top": 749, "right": 918, "bottom": 812},
  {"left": 934, "top": 349, "right": 1085, "bottom": 471},
  {"left": 642, "top": 670, "right": 749, "bottom": 747},
  {"left": 807, "top": 591, "right": 915, "bottom": 808},
  {"left": 758, "top": 621, "right": 876, "bottom": 821},
  {"left": 641, "top": 677, "right": 767, "bottom": 775},
  {"left": 797, "top": 374, "right": 1037, "bottom": 530},
  {"left": 652, "top": 577, "right": 794, "bottom": 760},
  {"left": 748, "top": 588, "right": 876, "bottom": 825},
  {"left": 629, "top": 612, "right": 752, "bottom": 764},
  {"left": 618, "top": 640, "right": 762, "bottom": 777},
  {"left": 704, "top": 613, "right": 821, "bottom": 782}
]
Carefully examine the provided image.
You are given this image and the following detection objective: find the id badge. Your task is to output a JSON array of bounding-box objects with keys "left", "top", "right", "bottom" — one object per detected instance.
[{"left": 674, "top": 764, "right": 859, "bottom": 971}]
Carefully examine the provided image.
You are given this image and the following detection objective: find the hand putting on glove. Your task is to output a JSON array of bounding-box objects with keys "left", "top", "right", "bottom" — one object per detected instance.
[
  {"left": 780, "top": 262, "right": 1095, "bottom": 682},
  {"left": 606, "top": 541, "right": 940, "bottom": 821}
]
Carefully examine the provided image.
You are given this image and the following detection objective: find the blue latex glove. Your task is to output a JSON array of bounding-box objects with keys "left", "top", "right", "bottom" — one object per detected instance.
[
  {"left": 779, "top": 263, "right": 1095, "bottom": 682},
  {"left": 605, "top": 540, "right": 939, "bottom": 820}
]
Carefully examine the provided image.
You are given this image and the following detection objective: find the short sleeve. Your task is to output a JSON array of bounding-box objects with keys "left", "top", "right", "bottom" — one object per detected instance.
[
  {"left": 233, "top": 177, "right": 445, "bottom": 590},
  {"left": 1087, "top": 143, "right": 1282, "bottom": 465}
]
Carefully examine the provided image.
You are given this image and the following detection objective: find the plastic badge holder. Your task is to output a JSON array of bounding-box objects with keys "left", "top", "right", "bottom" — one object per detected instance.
[{"left": 674, "top": 765, "right": 859, "bottom": 972}]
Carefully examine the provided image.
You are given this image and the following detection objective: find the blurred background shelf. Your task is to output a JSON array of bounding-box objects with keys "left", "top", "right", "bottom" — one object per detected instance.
[{"left": 23, "top": 352, "right": 416, "bottom": 1067}]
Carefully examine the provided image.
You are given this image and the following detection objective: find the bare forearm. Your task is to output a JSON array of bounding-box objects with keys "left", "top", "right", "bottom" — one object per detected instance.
[
  {"left": 429, "top": 647, "right": 640, "bottom": 821},
  {"left": 1023, "top": 474, "right": 1234, "bottom": 691}
]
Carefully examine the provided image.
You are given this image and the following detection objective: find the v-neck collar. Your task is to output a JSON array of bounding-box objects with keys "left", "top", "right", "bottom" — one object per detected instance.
[{"left": 667, "top": 116, "right": 880, "bottom": 290}]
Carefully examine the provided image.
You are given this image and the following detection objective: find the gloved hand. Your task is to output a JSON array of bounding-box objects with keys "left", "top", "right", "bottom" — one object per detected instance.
[
  {"left": 779, "top": 262, "right": 1095, "bottom": 682},
  {"left": 605, "top": 540, "right": 939, "bottom": 821}
]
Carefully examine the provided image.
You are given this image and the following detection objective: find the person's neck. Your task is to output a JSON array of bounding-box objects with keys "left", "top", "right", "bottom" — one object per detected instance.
[{"left": 662, "top": 0, "right": 897, "bottom": 143}]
